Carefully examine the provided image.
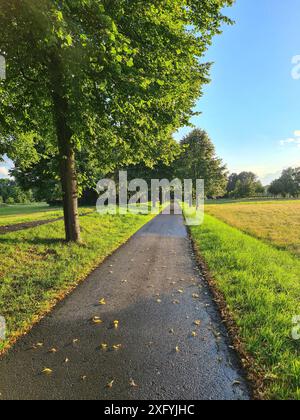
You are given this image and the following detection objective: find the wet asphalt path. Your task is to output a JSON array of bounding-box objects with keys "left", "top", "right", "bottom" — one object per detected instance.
[{"left": 0, "top": 210, "right": 250, "bottom": 400}]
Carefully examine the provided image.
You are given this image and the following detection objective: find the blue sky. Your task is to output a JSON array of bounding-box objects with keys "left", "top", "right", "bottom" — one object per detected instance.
[
  {"left": 175, "top": 0, "right": 300, "bottom": 184},
  {"left": 1, "top": 0, "right": 300, "bottom": 184}
]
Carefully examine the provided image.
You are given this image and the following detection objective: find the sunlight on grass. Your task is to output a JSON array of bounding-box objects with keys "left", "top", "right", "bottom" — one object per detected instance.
[
  {"left": 206, "top": 200, "right": 300, "bottom": 257},
  {"left": 189, "top": 214, "right": 300, "bottom": 400},
  {"left": 0, "top": 206, "right": 94, "bottom": 227}
]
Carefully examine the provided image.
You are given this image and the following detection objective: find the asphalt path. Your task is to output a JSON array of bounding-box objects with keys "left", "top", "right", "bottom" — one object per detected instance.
[{"left": 0, "top": 208, "right": 250, "bottom": 400}]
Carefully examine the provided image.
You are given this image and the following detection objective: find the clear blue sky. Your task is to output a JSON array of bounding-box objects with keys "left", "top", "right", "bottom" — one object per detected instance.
[
  {"left": 1, "top": 0, "right": 300, "bottom": 183},
  {"left": 175, "top": 0, "right": 300, "bottom": 185}
]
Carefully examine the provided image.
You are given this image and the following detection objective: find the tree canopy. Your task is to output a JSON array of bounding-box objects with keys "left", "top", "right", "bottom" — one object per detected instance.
[
  {"left": 268, "top": 168, "right": 300, "bottom": 198},
  {"left": 175, "top": 129, "right": 228, "bottom": 197},
  {"left": 0, "top": 0, "right": 233, "bottom": 241},
  {"left": 226, "top": 172, "right": 264, "bottom": 198}
]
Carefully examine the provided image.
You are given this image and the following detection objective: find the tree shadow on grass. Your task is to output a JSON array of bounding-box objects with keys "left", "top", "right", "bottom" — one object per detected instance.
[{"left": 0, "top": 236, "right": 67, "bottom": 247}]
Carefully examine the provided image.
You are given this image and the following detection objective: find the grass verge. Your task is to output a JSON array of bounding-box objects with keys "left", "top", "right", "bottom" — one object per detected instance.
[
  {"left": 0, "top": 211, "right": 154, "bottom": 353},
  {"left": 189, "top": 214, "right": 300, "bottom": 400}
]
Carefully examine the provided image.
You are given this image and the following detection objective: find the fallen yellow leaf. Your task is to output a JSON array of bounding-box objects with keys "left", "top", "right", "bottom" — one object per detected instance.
[
  {"left": 42, "top": 368, "right": 53, "bottom": 375},
  {"left": 129, "top": 379, "right": 138, "bottom": 388},
  {"left": 114, "top": 320, "right": 119, "bottom": 328},
  {"left": 191, "top": 331, "right": 197, "bottom": 337},
  {"left": 112, "top": 344, "right": 122, "bottom": 351},
  {"left": 107, "top": 380, "right": 114, "bottom": 388},
  {"left": 49, "top": 348, "right": 57, "bottom": 354},
  {"left": 92, "top": 316, "right": 103, "bottom": 325},
  {"left": 99, "top": 298, "right": 106, "bottom": 305},
  {"left": 194, "top": 320, "right": 202, "bottom": 326},
  {"left": 101, "top": 343, "right": 108, "bottom": 350}
]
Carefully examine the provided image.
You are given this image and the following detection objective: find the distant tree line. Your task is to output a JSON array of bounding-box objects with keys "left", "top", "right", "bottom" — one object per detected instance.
[
  {"left": 11, "top": 128, "right": 268, "bottom": 203},
  {"left": 9, "top": 127, "right": 299, "bottom": 204},
  {"left": 226, "top": 172, "right": 265, "bottom": 199},
  {"left": 268, "top": 168, "right": 300, "bottom": 198},
  {"left": 0, "top": 179, "right": 35, "bottom": 205}
]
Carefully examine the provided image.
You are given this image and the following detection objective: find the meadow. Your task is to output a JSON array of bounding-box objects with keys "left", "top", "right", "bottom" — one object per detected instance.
[
  {"left": 0, "top": 211, "right": 155, "bottom": 353},
  {"left": 187, "top": 200, "right": 300, "bottom": 400},
  {"left": 205, "top": 200, "right": 300, "bottom": 257},
  {"left": 0, "top": 203, "right": 93, "bottom": 227}
]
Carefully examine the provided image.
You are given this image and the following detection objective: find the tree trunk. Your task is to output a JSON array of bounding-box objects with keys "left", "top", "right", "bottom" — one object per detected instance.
[{"left": 49, "top": 56, "right": 81, "bottom": 243}]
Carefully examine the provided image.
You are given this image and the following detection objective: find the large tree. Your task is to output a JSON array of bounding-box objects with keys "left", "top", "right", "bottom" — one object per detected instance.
[
  {"left": 0, "top": 0, "right": 233, "bottom": 241},
  {"left": 175, "top": 129, "right": 228, "bottom": 197}
]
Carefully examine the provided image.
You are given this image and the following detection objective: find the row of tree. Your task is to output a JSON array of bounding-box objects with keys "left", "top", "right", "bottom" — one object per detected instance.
[
  {"left": 3, "top": 127, "right": 269, "bottom": 206},
  {"left": 0, "top": 0, "right": 234, "bottom": 242},
  {"left": 268, "top": 168, "right": 300, "bottom": 198}
]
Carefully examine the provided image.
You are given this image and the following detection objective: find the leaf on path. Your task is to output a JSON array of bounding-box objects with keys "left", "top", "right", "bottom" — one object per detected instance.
[
  {"left": 112, "top": 344, "right": 122, "bottom": 351},
  {"left": 42, "top": 368, "right": 53, "bottom": 375},
  {"left": 113, "top": 320, "right": 119, "bottom": 328},
  {"left": 107, "top": 380, "right": 114, "bottom": 389},
  {"left": 92, "top": 316, "right": 103, "bottom": 325},
  {"left": 194, "top": 320, "right": 202, "bottom": 326},
  {"left": 191, "top": 331, "right": 197, "bottom": 337},
  {"left": 169, "top": 329, "right": 175, "bottom": 335},
  {"left": 81, "top": 376, "right": 87, "bottom": 381},
  {"left": 173, "top": 300, "right": 180, "bottom": 304},
  {"left": 175, "top": 346, "right": 180, "bottom": 353},
  {"left": 49, "top": 348, "right": 58, "bottom": 354},
  {"left": 64, "top": 358, "right": 70, "bottom": 364},
  {"left": 157, "top": 299, "right": 162, "bottom": 303},
  {"left": 192, "top": 293, "right": 200, "bottom": 299},
  {"left": 99, "top": 298, "right": 106, "bottom": 305},
  {"left": 73, "top": 338, "right": 79, "bottom": 344},
  {"left": 129, "top": 379, "right": 138, "bottom": 388},
  {"left": 177, "top": 289, "right": 184, "bottom": 294},
  {"left": 100, "top": 343, "right": 108, "bottom": 350},
  {"left": 32, "top": 342, "right": 44, "bottom": 349}
]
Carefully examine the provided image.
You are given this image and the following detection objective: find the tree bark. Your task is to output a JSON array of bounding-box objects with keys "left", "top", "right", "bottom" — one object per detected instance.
[{"left": 49, "top": 56, "right": 81, "bottom": 243}]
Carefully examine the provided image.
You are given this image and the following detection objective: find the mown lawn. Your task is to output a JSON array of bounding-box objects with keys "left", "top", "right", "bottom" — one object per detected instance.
[
  {"left": 189, "top": 214, "right": 300, "bottom": 400},
  {"left": 0, "top": 211, "right": 154, "bottom": 353},
  {"left": 0, "top": 205, "right": 93, "bottom": 227},
  {"left": 0, "top": 202, "right": 52, "bottom": 216},
  {"left": 206, "top": 200, "right": 300, "bottom": 257}
]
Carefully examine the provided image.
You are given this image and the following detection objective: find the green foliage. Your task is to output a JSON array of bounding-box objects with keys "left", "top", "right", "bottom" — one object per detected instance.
[
  {"left": 268, "top": 168, "right": 300, "bottom": 198},
  {"left": 227, "top": 172, "right": 264, "bottom": 198},
  {"left": 0, "top": 0, "right": 233, "bottom": 190},
  {"left": 175, "top": 129, "right": 228, "bottom": 197},
  {"left": 0, "top": 179, "right": 35, "bottom": 204}
]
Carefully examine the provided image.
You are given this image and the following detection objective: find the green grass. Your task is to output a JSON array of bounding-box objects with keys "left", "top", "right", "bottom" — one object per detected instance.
[
  {"left": 0, "top": 202, "right": 52, "bottom": 216},
  {"left": 189, "top": 214, "right": 300, "bottom": 400},
  {"left": 0, "top": 204, "right": 94, "bottom": 227},
  {"left": 0, "top": 211, "right": 154, "bottom": 353},
  {"left": 205, "top": 200, "right": 300, "bottom": 257}
]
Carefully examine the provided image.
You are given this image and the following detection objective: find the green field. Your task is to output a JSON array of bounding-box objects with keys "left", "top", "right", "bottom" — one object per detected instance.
[
  {"left": 0, "top": 211, "right": 154, "bottom": 353},
  {"left": 205, "top": 200, "right": 300, "bottom": 257},
  {"left": 0, "top": 203, "right": 94, "bottom": 227},
  {"left": 187, "top": 201, "right": 300, "bottom": 400}
]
